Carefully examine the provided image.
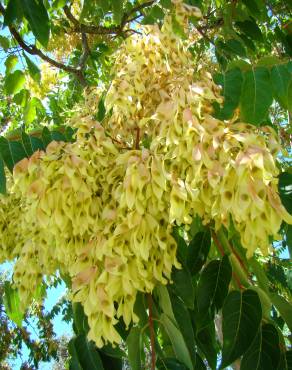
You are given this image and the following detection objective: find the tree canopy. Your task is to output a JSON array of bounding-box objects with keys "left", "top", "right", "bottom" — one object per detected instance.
[{"left": 0, "top": 0, "right": 291, "bottom": 369}]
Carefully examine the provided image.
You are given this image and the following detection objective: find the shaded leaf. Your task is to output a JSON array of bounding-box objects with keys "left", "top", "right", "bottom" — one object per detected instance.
[
  {"left": 126, "top": 327, "right": 142, "bottom": 370},
  {"left": 214, "top": 67, "right": 243, "bottom": 119},
  {"left": 0, "top": 137, "right": 27, "bottom": 172},
  {"left": 196, "top": 322, "right": 217, "bottom": 369},
  {"left": 241, "top": 324, "right": 281, "bottom": 370},
  {"left": 24, "top": 53, "right": 41, "bottom": 83},
  {"left": 21, "top": 0, "right": 50, "bottom": 47},
  {"left": 240, "top": 67, "right": 273, "bottom": 125},
  {"left": 221, "top": 289, "right": 262, "bottom": 368},
  {"left": 187, "top": 230, "right": 211, "bottom": 276},
  {"left": 278, "top": 172, "right": 292, "bottom": 215},
  {"left": 71, "top": 334, "right": 104, "bottom": 370},
  {"left": 0, "top": 156, "right": 6, "bottom": 194},
  {"left": 197, "top": 255, "right": 232, "bottom": 315},
  {"left": 235, "top": 20, "right": 263, "bottom": 41},
  {"left": 270, "top": 293, "right": 292, "bottom": 333},
  {"left": 271, "top": 64, "right": 292, "bottom": 110},
  {"left": 3, "top": 0, "right": 23, "bottom": 25},
  {"left": 156, "top": 357, "right": 189, "bottom": 370},
  {"left": 172, "top": 268, "right": 195, "bottom": 309}
]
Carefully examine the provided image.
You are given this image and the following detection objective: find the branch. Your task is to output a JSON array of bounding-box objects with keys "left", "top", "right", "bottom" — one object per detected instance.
[
  {"left": 63, "top": 1, "right": 155, "bottom": 36},
  {"left": 0, "top": 3, "right": 87, "bottom": 87}
]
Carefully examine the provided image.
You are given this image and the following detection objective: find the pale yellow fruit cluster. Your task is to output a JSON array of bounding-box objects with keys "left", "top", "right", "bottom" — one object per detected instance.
[
  {"left": 26, "top": 63, "right": 58, "bottom": 99},
  {"left": 0, "top": 0, "right": 291, "bottom": 347}
]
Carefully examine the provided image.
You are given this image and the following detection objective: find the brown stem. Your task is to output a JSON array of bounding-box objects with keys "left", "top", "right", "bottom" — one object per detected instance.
[
  {"left": 147, "top": 293, "right": 156, "bottom": 370},
  {"left": 135, "top": 127, "right": 140, "bottom": 149}
]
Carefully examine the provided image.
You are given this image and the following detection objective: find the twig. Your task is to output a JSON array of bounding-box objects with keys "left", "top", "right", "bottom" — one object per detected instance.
[
  {"left": 0, "top": 2, "right": 87, "bottom": 87},
  {"left": 147, "top": 293, "right": 156, "bottom": 370}
]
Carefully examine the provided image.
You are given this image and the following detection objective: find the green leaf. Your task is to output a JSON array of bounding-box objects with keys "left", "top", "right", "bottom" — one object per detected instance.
[
  {"left": 42, "top": 127, "right": 65, "bottom": 147},
  {"left": 23, "top": 54, "right": 41, "bottom": 83},
  {"left": 241, "top": 324, "right": 281, "bottom": 370},
  {"left": 72, "top": 302, "right": 90, "bottom": 335},
  {"left": 240, "top": 67, "right": 273, "bottom": 125},
  {"left": 68, "top": 338, "right": 83, "bottom": 370},
  {"left": 5, "top": 55, "right": 18, "bottom": 75},
  {"left": 197, "top": 255, "right": 232, "bottom": 315},
  {"left": 23, "top": 98, "right": 37, "bottom": 124},
  {"left": 286, "top": 351, "right": 292, "bottom": 369},
  {"left": 187, "top": 229, "right": 211, "bottom": 276},
  {"left": 196, "top": 322, "right": 217, "bottom": 369},
  {"left": 160, "top": 313, "right": 194, "bottom": 370},
  {"left": 0, "top": 137, "right": 27, "bottom": 172},
  {"left": 169, "top": 293, "right": 197, "bottom": 365},
  {"left": 3, "top": 0, "right": 23, "bottom": 25},
  {"left": 270, "top": 293, "right": 292, "bottom": 333},
  {"left": 112, "top": 0, "right": 123, "bottom": 24},
  {"left": 172, "top": 268, "right": 195, "bottom": 309},
  {"left": 0, "top": 36, "right": 10, "bottom": 50},
  {"left": 156, "top": 284, "right": 176, "bottom": 323},
  {"left": 126, "top": 327, "right": 142, "bottom": 370},
  {"left": 97, "top": 97, "right": 106, "bottom": 122},
  {"left": 271, "top": 64, "right": 292, "bottom": 110},
  {"left": 156, "top": 358, "right": 189, "bottom": 370},
  {"left": 172, "top": 227, "right": 188, "bottom": 266},
  {"left": 4, "top": 70, "right": 25, "bottom": 95},
  {"left": 278, "top": 172, "right": 292, "bottom": 215},
  {"left": 0, "top": 157, "right": 6, "bottom": 194},
  {"left": 225, "top": 39, "right": 247, "bottom": 57},
  {"left": 214, "top": 68, "right": 243, "bottom": 119},
  {"left": 221, "top": 289, "right": 262, "bottom": 368},
  {"left": 21, "top": 0, "right": 50, "bottom": 47},
  {"left": 235, "top": 20, "right": 263, "bottom": 41},
  {"left": 3, "top": 282, "right": 24, "bottom": 326},
  {"left": 21, "top": 131, "right": 43, "bottom": 157},
  {"left": 71, "top": 334, "right": 104, "bottom": 370}
]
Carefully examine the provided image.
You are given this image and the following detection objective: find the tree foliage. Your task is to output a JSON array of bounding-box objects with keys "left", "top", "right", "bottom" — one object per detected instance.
[{"left": 0, "top": 0, "right": 291, "bottom": 369}]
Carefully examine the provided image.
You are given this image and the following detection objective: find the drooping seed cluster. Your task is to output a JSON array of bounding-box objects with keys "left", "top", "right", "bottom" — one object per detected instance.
[{"left": 0, "top": 0, "right": 291, "bottom": 347}]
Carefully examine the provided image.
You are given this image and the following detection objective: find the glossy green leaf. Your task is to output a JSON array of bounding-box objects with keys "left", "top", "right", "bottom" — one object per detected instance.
[
  {"left": 24, "top": 54, "right": 41, "bottom": 83},
  {"left": 3, "top": 0, "right": 23, "bottom": 25},
  {"left": 241, "top": 324, "right": 281, "bottom": 370},
  {"left": 214, "top": 67, "right": 243, "bottom": 119},
  {"left": 187, "top": 229, "right": 211, "bottom": 276},
  {"left": 126, "top": 327, "right": 142, "bottom": 370},
  {"left": 221, "top": 289, "right": 262, "bottom": 368},
  {"left": 278, "top": 172, "right": 292, "bottom": 215},
  {"left": 271, "top": 64, "right": 292, "bottom": 110},
  {"left": 160, "top": 313, "right": 194, "bottom": 370},
  {"left": 4, "top": 70, "right": 25, "bottom": 95},
  {"left": 172, "top": 268, "right": 195, "bottom": 309},
  {"left": 197, "top": 255, "right": 232, "bottom": 315},
  {"left": 156, "top": 284, "right": 176, "bottom": 322},
  {"left": 240, "top": 67, "right": 273, "bottom": 125},
  {"left": 5, "top": 55, "right": 18, "bottom": 75},
  {"left": 68, "top": 338, "right": 83, "bottom": 370},
  {"left": 21, "top": 131, "right": 43, "bottom": 157},
  {"left": 225, "top": 39, "right": 247, "bottom": 57},
  {"left": 0, "top": 156, "right": 6, "bottom": 194},
  {"left": 3, "top": 281, "right": 24, "bottom": 327},
  {"left": 21, "top": 0, "right": 50, "bottom": 47},
  {"left": 0, "top": 137, "right": 27, "bottom": 172}
]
